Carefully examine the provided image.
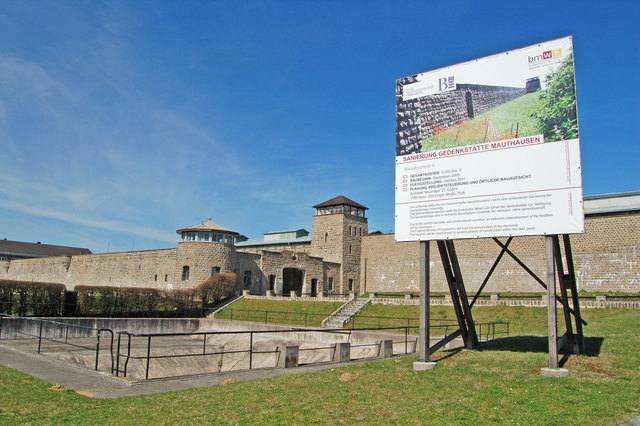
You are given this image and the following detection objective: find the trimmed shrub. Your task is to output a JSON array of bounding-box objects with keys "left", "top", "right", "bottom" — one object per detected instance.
[
  {"left": 0, "top": 279, "right": 66, "bottom": 316},
  {"left": 170, "top": 288, "right": 201, "bottom": 317},
  {"left": 76, "top": 285, "right": 203, "bottom": 317},
  {"left": 199, "top": 273, "right": 237, "bottom": 307}
]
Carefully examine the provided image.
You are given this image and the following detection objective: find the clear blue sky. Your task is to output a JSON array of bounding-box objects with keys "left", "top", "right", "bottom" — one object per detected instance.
[{"left": 1, "top": 0, "right": 638, "bottom": 253}]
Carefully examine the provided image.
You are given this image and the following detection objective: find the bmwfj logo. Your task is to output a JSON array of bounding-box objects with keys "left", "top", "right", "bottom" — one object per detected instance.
[
  {"left": 529, "top": 48, "right": 562, "bottom": 63},
  {"left": 438, "top": 75, "right": 455, "bottom": 91}
]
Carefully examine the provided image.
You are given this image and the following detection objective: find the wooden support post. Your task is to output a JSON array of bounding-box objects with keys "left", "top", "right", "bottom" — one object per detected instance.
[
  {"left": 437, "top": 241, "right": 468, "bottom": 344},
  {"left": 419, "top": 241, "right": 430, "bottom": 362},
  {"left": 546, "top": 236, "right": 559, "bottom": 369},
  {"left": 552, "top": 236, "right": 575, "bottom": 353},
  {"left": 563, "top": 235, "right": 585, "bottom": 354},
  {"left": 437, "top": 240, "right": 478, "bottom": 349},
  {"left": 414, "top": 241, "right": 436, "bottom": 371},
  {"left": 445, "top": 240, "right": 478, "bottom": 349}
]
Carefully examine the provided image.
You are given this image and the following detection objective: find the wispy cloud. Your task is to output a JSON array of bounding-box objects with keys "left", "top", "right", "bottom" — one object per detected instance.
[{"left": 0, "top": 198, "right": 175, "bottom": 243}]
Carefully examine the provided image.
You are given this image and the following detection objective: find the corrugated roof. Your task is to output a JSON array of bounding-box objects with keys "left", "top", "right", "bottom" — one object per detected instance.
[
  {"left": 263, "top": 229, "right": 308, "bottom": 235},
  {"left": 236, "top": 235, "right": 312, "bottom": 248},
  {"left": 0, "top": 239, "right": 92, "bottom": 258},
  {"left": 584, "top": 191, "right": 640, "bottom": 216},
  {"left": 176, "top": 218, "right": 239, "bottom": 236},
  {"left": 312, "top": 195, "right": 368, "bottom": 210}
]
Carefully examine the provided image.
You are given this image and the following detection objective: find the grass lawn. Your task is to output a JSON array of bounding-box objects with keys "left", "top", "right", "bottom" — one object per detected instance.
[
  {"left": 213, "top": 298, "right": 343, "bottom": 327},
  {"left": 1, "top": 306, "right": 638, "bottom": 424},
  {"left": 422, "top": 92, "right": 542, "bottom": 151}
]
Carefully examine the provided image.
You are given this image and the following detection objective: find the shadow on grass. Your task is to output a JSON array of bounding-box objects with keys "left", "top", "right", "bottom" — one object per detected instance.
[{"left": 480, "top": 335, "right": 604, "bottom": 358}]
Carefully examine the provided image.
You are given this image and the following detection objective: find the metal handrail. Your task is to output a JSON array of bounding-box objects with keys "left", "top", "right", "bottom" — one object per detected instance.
[
  {"left": 0, "top": 313, "right": 114, "bottom": 372},
  {"left": 114, "top": 325, "right": 417, "bottom": 380}
]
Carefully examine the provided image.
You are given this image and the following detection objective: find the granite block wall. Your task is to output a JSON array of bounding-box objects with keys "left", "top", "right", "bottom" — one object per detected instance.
[{"left": 362, "top": 213, "right": 639, "bottom": 294}]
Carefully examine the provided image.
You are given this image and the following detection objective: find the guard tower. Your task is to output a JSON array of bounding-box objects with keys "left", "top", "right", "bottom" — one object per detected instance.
[
  {"left": 174, "top": 219, "right": 239, "bottom": 288},
  {"left": 311, "top": 196, "right": 368, "bottom": 294}
]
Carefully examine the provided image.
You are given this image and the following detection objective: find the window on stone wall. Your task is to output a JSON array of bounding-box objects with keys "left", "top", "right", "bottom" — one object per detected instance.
[
  {"left": 325, "top": 233, "right": 328, "bottom": 243},
  {"left": 182, "top": 266, "right": 190, "bottom": 281},
  {"left": 349, "top": 245, "right": 352, "bottom": 254},
  {"left": 348, "top": 279, "right": 353, "bottom": 291},
  {"left": 164, "top": 275, "right": 168, "bottom": 282},
  {"left": 211, "top": 266, "right": 220, "bottom": 276},
  {"left": 328, "top": 277, "right": 333, "bottom": 291},
  {"left": 154, "top": 274, "right": 158, "bottom": 281},
  {"left": 244, "top": 271, "right": 251, "bottom": 288}
]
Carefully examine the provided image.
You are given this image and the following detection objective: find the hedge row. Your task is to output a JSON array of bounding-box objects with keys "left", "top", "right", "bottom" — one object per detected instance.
[
  {"left": 0, "top": 279, "right": 66, "bottom": 316},
  {"left": 1, "top": 273, "right": 238, "bottom": 318},
  {"left": 76, "top": 273, "right": 238, "bottom": 317}
]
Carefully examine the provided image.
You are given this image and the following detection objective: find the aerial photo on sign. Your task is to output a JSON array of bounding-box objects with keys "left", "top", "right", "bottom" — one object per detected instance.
[{"left": 395, "top": 36, "right": 584, "bottom": 242}]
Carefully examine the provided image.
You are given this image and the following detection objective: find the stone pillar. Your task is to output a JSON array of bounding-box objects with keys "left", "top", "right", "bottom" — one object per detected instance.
[
  {"left": 242, "top": 290, "right": 250, "bottom": 297},
  {"left": 334, "top": 342, "right": 350, "bottom": 363},
  {"left": 369, "top": 292, "right": 376, "bottom": 299},
  {"left": 290, "top": 291, "right": 298, "bottom": 299},
  {"left": 380, "top": 340, "right": 394, "bottom": 358},
  {"left": 404, "top": 294, "right": 412, "bottom": 300},
  {"left": 490, "top": 294, "right": 500, "bottom": 305},
  {"left": 277, "top": 346, "right": 299, "bottom": 368}
]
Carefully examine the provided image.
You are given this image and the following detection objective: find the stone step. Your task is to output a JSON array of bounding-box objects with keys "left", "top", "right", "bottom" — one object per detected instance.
[{"left": 321, "top": 298, "right": 371, "bottom": 329}]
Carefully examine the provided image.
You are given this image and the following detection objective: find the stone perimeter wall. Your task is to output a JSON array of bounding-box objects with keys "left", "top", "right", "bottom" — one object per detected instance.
[
  {"left": 361, "top": 212, "right": 639, "bottom": 294},
  {"left": 1, "top": 212, "right": 637, "bottom": 295},
  {"left": 396, "top": 79, "right": 527, "bottom": 155},
  {"left": 1, "top": 249, "right": 178, "bottom": 291}
]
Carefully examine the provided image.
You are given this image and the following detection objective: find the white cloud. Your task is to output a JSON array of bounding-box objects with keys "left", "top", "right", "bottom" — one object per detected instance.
[{"left": 0, "top": 198, "right": 175, "bottom": 243}]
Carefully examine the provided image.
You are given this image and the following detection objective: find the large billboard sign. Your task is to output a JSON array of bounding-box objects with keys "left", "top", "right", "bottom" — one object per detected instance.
[{"left": 395, "top": 36, "right": 584, "bottom": 242}]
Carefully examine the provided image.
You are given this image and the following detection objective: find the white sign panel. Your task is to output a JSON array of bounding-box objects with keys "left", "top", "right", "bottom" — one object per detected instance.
[{"left": 395, "top": 37, "right": 583, "bottom": 241}]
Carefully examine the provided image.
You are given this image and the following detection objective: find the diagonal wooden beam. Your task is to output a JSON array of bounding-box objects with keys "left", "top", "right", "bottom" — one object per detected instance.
[
  {"left": 470, "top": 237, "right": 513, "bottom": 309},
  {"left": 492, "top": 238, "right": 587, "bottom": 326},
  {"left": 429, "top": 329, "right": 462, "bottom": 353}
]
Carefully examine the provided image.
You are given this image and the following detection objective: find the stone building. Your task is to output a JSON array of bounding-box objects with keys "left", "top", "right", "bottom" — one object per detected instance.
[
  {"left": 0, "top": 196, "right": 368, "bottom": 296},
  {"left": 1, "top": 192, "right": 638, "bottom": 295}
]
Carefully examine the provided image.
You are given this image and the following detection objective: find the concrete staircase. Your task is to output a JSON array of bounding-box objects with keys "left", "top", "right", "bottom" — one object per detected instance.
[{"left": 322, "top": 298, "right": 371, "bottom": 329}]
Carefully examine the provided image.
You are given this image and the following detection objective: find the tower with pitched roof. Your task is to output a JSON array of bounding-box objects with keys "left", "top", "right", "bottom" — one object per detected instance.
[{"left": 311, "top": 196, "right": 368, "bottom": 294}]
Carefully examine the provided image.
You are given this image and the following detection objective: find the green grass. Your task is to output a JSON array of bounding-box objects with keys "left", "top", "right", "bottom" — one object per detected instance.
[
  {"left": 214, "top": 298, "right": 343, "bottom": 327},
  {"left": 422, "top": 92, "right": 542, "bottom": 151},
  {"left": 0, "top": 307, "right": 638, "bottom": 424}
]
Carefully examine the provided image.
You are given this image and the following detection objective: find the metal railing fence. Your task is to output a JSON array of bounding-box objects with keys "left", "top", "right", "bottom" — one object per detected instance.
[
  {"left": 0, "top": 313, "right": 114, "bottom": 372},
  {"left": 114, "top": 326, "right": 417, "bottom": 380}
]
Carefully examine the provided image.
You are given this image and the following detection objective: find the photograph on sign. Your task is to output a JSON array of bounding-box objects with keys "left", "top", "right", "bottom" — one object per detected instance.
[{"left": 395, "top": 36, "right": 584, "bottom": 242}]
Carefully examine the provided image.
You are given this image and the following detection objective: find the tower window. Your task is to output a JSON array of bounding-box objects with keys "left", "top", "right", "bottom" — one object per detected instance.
[
  {"left": 182, "top": 266, "right": 190, "bottom": 281},
  {"left": 348, "top": 279, "right": 354, "bottom": 291},
  {"left": 328, "top": 278, "right": 333, "bottom": 291},
  {"left": 244, "top": 271, "right": 252, "bottom": 288},
  {"left": 211, "top": 266, "right": 221, "bottom": 276}
]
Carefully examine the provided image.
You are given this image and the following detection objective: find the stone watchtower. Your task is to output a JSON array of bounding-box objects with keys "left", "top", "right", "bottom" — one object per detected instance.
[
  {"left": 174, "top": 219, "right": 239, "bottom": 288},
  {"left": 310, "top": 196, "right": 368, "bottom": 294}
]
